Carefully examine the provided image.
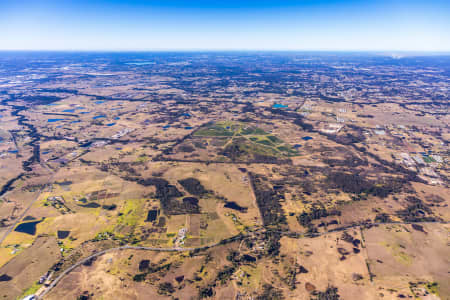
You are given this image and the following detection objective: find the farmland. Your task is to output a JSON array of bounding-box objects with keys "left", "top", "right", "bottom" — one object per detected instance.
[{"left": 0, "top": 52, "right": 448, "bottom": 299}]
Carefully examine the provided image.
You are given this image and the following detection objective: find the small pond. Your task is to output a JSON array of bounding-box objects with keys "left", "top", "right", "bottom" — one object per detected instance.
[
  {"left": 273, "top": 103, "right": 288, "bottom": 108},
  {"left": 14, "top": 219, "right": 43, "bottom": 235},
  {"left": 47, "top": 118, "right": 65, "bottom": 123},
  {"left": 146, "top": 209, "right": 159, "bottom": 222}
]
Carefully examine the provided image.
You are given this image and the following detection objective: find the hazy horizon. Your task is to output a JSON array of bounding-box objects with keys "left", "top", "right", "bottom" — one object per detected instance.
[
  {"left": 1, "top": 0, "right": 449, "bottom": 51},
  {"left": 1, "top": 50, "right": 450, "bottom": 55}
]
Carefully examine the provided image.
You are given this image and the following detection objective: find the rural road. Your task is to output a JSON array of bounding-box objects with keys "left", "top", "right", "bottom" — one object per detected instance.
[
  {"left": 36, "top": 238, "right": 243, "bottom": 299},
  {"left": 36, "top": 220, "right": 449, "bottom": 299},
  {"left": 0, "top": 169, "right": 56, "bottom": 246},
  {"left": 0, "top": 148, "right": 89, "bottom": 246}
]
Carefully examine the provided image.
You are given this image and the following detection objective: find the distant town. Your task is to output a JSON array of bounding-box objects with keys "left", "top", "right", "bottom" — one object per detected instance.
[{"left": 0, "top": 52, "right": 448, "bottom": 300}]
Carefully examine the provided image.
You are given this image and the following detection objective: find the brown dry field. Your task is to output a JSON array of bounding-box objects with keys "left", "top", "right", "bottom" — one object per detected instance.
[
  {"left": 0, "top": 73, "right": 448, "bottom": 300},
  {"left": 45, "top": 243, "right": 239, "bottom": 300},
  {"left": 41, "top": 223, "right": 449, "bottom": 300},
  {"left": 0, "top": 236, "right": 61, "bottom": 299}
]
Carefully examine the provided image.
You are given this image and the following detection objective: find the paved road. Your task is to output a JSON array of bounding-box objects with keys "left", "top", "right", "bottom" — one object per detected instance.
[
  {"left": 37, "top": 242, "right": 230, "bottom": 299},
  {"left": 0, "top": 147, "right": 87, "bottom": 246},
  {"left": 36, "top": 220, "right": 449, "bottom": 299},
  {"left": 273, "top": 220, "right": 450, "bottom": 238},
  {"left": 0, "top": 168, "right": 56, "bottom": 246}
]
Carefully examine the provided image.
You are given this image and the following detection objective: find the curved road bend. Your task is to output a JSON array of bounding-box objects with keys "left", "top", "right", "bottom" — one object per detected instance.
[
  {"left": 37, "top": 220, "right": 449, "bottom": 299},
  {"left": 37, "top": 243, "right": 225, "bottom": 299}
]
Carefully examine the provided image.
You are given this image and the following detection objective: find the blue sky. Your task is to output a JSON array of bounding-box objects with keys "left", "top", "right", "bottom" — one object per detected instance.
[{"left": 0, "top": 0, "right": 449, "bottom": 51}]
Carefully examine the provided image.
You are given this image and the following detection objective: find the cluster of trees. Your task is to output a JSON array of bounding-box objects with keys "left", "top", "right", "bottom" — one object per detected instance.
[
  {"left": 139, "top": 178, "right": 199, "bottom": 215},
  {"left": 101, "top": 204, "right": 116, "bottom": 210},
  {"left": 132, "top": 260, "right": 173, "bottom": 282},
  {"left": 178, "top": 178, "right": 209, "bottom": 196},
  {"left": 278, "top": 262, "right": 303, "bottom": 291},
  {"left": 76, "top": 292, "right": 90, "bottom": 300},
  {"left": 198, "top": 262, "right": 239, "bottom": 298},
  {"left": 323, "top": 156, "right": 368, "bottom": 168},
  {"left": 216, "top": 265, "right": 236, "bottom": 285},
  {"left": 157, "top": 282, "right": 175, "bottom": 295},
  {"left": 364, "top": 151, "right": 423, "bottom": 183},
  {"left": 395, "top": 197, "right": 439, "bottom": 222},
  {"left": 293, "top": 116, "right": 314, "bottom": 131},
  {"left": 178, "top": 144, "right": 195, "bottom": 153},
  {"left": 319, "top": 94, "right": 346, "bottom": 103},
  {"left": 374, "top": 213, "right": 392, "bottom": 223},
  {"left": 267, "top": 107, "right": 314, "bottom": 132},
  {"left": 220, "top": 140, "right": 290, "bottom": 164},
  {"left": 224, "top": 201, "right": 248, "bottom": 212},
  {"left": 324, "top": 132, "right": 365, "bottom": 146},
  {"left": 249, "top": 173, "right": 286, "bottom": 227},
  {"left": 265, "top": 231, "right": 283, "bottom": 257},
  {"left": 226, "top": 250, "right": 257, "bottom": 266},
  {"left": 357, "top": 114, "right": 374, "bottom": 118},
  {"left": 0, "top": 174, "right": 25, "bottom": 197},
  {"left": 326, "top": 172, "right": 404, "bottom": 198},
  {"left": 297, "top": 204, "right": 341, "bottom": 227},
  {"left": 199, "top": 286, "right": 214, "bottom": 298},
  {"left": 220, "top": 142, "right": 247, "bottom": 161},
  {"left": 256, "top": 284, "right": 284, "bottom": 300},
  {"left": 253, "top": 153, "right": 291, "bottom": 164},
  {"left": 311, "top": 286, "right": 341, "bottom": 300}
]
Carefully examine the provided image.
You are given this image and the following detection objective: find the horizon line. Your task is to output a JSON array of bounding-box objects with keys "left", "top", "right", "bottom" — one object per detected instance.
[{"left": 0, "top": 49, "right": 450, "bottom": 54}]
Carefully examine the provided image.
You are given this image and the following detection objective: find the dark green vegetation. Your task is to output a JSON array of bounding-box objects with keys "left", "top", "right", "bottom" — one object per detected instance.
[
  {"left": 311, "top": 286, "right": 340, "bottom": 300},
  {"left": 194, "top": 122, "right": 266, "bottom": 137},
  {"left": 224, "top": 201, "right": 247, "bottom": 212},
  {"left": 194, "top": 123, "right": 236, "bottom": 137},
  {"left": 0, "top": 52, "right": 448, "bottom": 300},
  {"left": 326, "top": 172, "right": 406, "bottom": 198},
  {"left": 178, "top": 178, "right": 209, "bottom": 196},
  {"left": 157, "top": 282, "right": 175, "bottom": 295},
  {"left": 132, "top": 259, "right": 173, "bottom": 282},
  {"left": 216, "top": 265, "right": 236, "bottom": 284},
  {"left": 257, "top": 284, "right": 284, "bottom": 300},
  {"left": 168, "top": 121, "right": 298, "bottom": 163},
  {"left": 297, "top": 204, "right": 341, "bottom": 227},
  {"left": 139, "top": 178, "right": 200, "bottom": 215},
  {"left": 249, "top": 173, "right": 286, "bottom": 227},
  {"left": 395, "top": 196, "right": 441, "bottom": 222}
]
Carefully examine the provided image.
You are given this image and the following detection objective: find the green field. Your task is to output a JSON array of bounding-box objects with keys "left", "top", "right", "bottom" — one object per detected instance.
[
  {"left": 193, "top": 121, "right": 298, "bottom": 159},
  {"left": 194, "top": 121, "right": 268, "bottom": 137}
]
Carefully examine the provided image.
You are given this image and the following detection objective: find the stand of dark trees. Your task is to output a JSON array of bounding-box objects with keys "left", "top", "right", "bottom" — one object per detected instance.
[
  {"left": 0, "top": 173, "right": 26, "bottom": 197},
  {"left": 248, "top": 173, "right": 286, "bottom": 227},
  {"left": 374, "top": 213, "right": 392, "bottom": 223},
  {"left": 138, "top": 178, "right": 200, "bottom": 215},
  {"left": 220, "top": 143, "right": 291, "bottom": 164},
  {"left": 311, "top": 286, "right": 341, "bottom": 300},
  {"left": 178, "top": 178, "right": 208, "bottom": 197},
  {"left": 256, "top": 284, "right": 285, "bottom": 300},
  {"left": 320, "top": 94, "right": 346, "bottom": 103},
  {"left": 268, "top": 107, "right": 314, "bottom": 131},
  {"left": 324, "top": 132, "right": 365, "bottom": 146},
  {"left": 326, "top": 172, "right": 405, "bottom": 198},
  {"left": 395, "top": 197, "right": 440, "bottom": 222},
  {"left": 297, "top": 204, "right": 341, "bottom": 227},
  {"left": 364, "top": 152, "right": 424, "bottom": 183},
  {"left": 323, "top": 156, "right": 368, "bottom": 168}
]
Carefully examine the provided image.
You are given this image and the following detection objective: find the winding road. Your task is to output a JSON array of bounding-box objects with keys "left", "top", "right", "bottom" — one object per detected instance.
[{"left": 36, "top": 220, "right": 449, "bottom": 299}]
